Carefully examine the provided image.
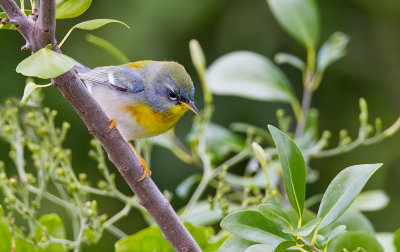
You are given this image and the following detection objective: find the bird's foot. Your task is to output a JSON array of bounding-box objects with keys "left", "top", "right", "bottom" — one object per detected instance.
[
  {"left": 107, "top": 117, "right": 117, "bottom": 132},
  {"left": 128, "top": 142, "right": 151, "bottom": 181}
]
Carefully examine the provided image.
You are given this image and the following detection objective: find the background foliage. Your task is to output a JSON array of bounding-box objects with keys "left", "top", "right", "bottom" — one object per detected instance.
[{"left": 1, "top": 0, "right": 400, "bottom": 251}]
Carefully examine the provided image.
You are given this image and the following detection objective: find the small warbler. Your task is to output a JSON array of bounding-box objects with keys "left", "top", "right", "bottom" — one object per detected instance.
[{"left": 78, "top": 61, "right": 199, "bottom": 180}]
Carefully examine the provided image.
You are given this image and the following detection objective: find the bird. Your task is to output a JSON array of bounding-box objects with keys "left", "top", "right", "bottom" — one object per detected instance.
[{"left": 78, "top": 61, "right": 200, "bottom": 180}]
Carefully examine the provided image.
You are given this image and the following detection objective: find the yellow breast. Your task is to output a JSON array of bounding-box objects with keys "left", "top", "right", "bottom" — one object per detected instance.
[{"left": 124, "top": 104, "right": 188, "bottom": 136}]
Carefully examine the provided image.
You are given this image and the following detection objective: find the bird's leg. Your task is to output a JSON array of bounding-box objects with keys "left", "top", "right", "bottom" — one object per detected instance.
[
  {"left": 107, "top": 117, "right": 118, "bottom": 132},
  {"left": 128, "top": 142, "right": 151, "bottom": 181}
]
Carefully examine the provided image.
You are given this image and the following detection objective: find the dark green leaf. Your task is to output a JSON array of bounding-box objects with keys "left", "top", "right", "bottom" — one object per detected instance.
[
  {"left": 85, "top": 34, "right": 129, "bottom": 64},
  {"left": 327, "top": 231, "right": 384, "bottom": 252},
  {"left": 219, "top": 235, "right": 256, "bottom": 252},
  {"left": 258, "top": 204, "right": 292, "bottom": 228},
  {"left": 274, "top": 241, "right": 297, "bottom": 252},
  {"left": 16, "top": 46, "right": 75, "bottom": 79},
  {"left": 317, "top": 164, "right": 382, "bottom": 230},
  {"left": 267, "top": 0, "right": 320, "bottom": 50},
  {"left": 56, "top": 0, "right": 92, "bottom": 19},
  {"left": 268, "top": 125, "right": 306, "bottom": 219},
  {"left": 220, "top": 210, "right": 290, "bottom": 243},
  {"left": 394, "top": 228, "right": 400, "bottom": 252},
  {"left": 176, "top": 174, "right": 201, "bottom": 198},
  {"left": 35, "top": 214, "right": 66, "bottom": 252},
  {"left": 205, "top": 51, "right": 295, "bottom": 102},
  {"left": 283, "top": 218, "right": 320, "bottom": 237},
  {"left": 317, "top": 32, "right": 349, "bottom": 73}
]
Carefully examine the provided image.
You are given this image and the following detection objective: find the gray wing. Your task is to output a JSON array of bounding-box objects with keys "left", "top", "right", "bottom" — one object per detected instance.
[{"left": 78, "top": 65, "right": 145, "bottom": 93}]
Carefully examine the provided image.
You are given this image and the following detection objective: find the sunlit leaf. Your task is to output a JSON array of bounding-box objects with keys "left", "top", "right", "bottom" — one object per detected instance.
[
  {"left": 375, "top": 233, "right": 395, "bottom": 252},
  {"left": 220, "top": 210, "right": 290, "bottom": 243},
  {"left": 351, "top": 190, "right": 389, "bottom": 212},
  {"left": 327, "top": 231, "right": 384, "bottom": 252},
  {"left": 317, "top": 32, "right": 349, "bottom": 73},
  {"left": 16, "top": 45, "right": 75, "bottom": 79},
  {"left": 258, "top": 204, "right": 292, "bottom": 228},
  {"left": 267, "top": 0, "right": 320, "bottom": 50},
  {"left": 268, "top": 125, "right": 306, "bottom": 219},
  {"left": 21, "top": 82, "right": 52, "bottom": 104},
  {"left": 35, "top": 214, "right": 67, "bottom": 252},
  {"left": 206, "top": 51, "right": 295, "bottom": 102},
  {"left": 218, "top": 235, "right": 256, "bottom": 252},
  {"left": 321, "top": 210, "right": 374, "bottom": 235},
  {"left": 56, "top": 0, "right": 92, "bottom": 19},
  {"left": 59, "top": 19, "right": 129, "bottom": 47},
  {"left": 317, "top": 164, "right": 382, "bottom": 230},
  {"left": 85, "top": 34, "right": 129, "bottom": 64},
  {"left": 393, "top": 228, "right": 400, "bottom": 252}
]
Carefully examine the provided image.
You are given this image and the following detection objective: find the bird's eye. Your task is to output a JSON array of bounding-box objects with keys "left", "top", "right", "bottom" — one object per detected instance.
[{"left": 169, "top": 91, "right": 178, "bottom": 100}]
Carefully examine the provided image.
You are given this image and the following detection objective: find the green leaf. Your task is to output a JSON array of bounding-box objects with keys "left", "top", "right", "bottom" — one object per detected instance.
[
  {"left": 283, "top": 218, "right": 320, "bottom": 237},
  {"left": 317, "top": 164, "right": 382, "bottom": 230},
  {"left": 56, "top": 0, "right": 92, "bottom": 19},
  {"left": 393, "top": 228, "right": 400, "bottom": 252},
  {"left": 219, "top": 235, "right": 256, "bottom": 252},
  {"left": 59, "top": 19, "right": 130, "bottom": 48},
  {"left": 220, "top": 210, "right": 289, "bottom": 244},
  {"left": 85, "top": 34, "right": 129, "bottom": 64},
  {"left": 115, "top": 226, "right": 173, "bottom": 252},
  {"left": 21, "top": 82, "right": 52, "bottom": 104},
  {"left": 176, "top": 174, "right": 201, "bottom": 198},
  {"left": 0, "top": 10, "right": 31, "bottom": 30},
  {"left": 317, "top": 32, "right": 349, "bottom": 73},
  {"left": 327, "top": 225, "right": 346, "bottom": 243},
  {"left": 180, "top": 201, "right": 225, "bottom": 226},
  {"left": 258, "top": 204, "right": 292, "bottom": 228},
  {"left": 230, "top": 122, "right": 274, "bottom": 145},
  {"left": 188, "top": 123, "right": 245, "bottom": 164},
  {"left": 274, "top": 53, "right": 305, "bottom": 72},
  {"left": 246, "top": 243, "right": 282, "bottom": 252},
  {"left": 16, "top": 46, "right": 75, "bottom": 79},
  {"left": 322, "top": 210, "right": 374, "bottom": 235},
  {"left": 35, "top": 214, "right": 66, "bottom": 252},
  {"left": 327, "top": 231, "right": 384, "bottom": 252},
  {"left": 351, "top": 190, "right": 389, "bottom": 212},
  {"left": 375, "top": 233, "right": 395, "bottom": 252},
  {"left": 205, "top": 51, "right": 295, "bottom": 102},
  {"left": 268, "top": 125, "right": 306, "bottom": 219},
  {"left": 115, "top": 223, "right": 219, "bottom": 252},
  {"left": 267, "top": 0, "right": 320, "bottom": 50},
  {"left": 274, "top": 241, "right": 297, "bottom": 252},
  {"left": 73, "top": 19, "right": 130, "bottom": 30},
  {"left": 0, "top": 216, "right": 11, "bottom": 252}
]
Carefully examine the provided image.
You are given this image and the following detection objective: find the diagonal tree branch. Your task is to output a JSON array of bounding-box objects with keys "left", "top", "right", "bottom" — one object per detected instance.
[{"left": 0, "top": 0, "right": 201, "bottom": 250}]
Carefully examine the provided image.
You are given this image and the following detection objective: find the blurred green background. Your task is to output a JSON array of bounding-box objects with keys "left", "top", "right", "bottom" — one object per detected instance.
[{"left": 1, "top": 0, "right": 399, "bottom": 251}]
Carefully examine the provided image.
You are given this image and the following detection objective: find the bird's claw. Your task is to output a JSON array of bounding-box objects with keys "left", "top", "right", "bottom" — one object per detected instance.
[{"left": 107, "top": 117, "right": 117, "bottom": 132}]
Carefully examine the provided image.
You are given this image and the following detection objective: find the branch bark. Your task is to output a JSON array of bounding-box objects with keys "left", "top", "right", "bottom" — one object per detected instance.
[{"left": 0, "top": 1, "right": 200, "bottom": 251}]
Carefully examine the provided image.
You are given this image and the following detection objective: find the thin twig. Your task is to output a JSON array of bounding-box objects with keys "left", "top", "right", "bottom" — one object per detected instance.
[{"left": 299, "top": 237, "right": 322, "bottom": 252}]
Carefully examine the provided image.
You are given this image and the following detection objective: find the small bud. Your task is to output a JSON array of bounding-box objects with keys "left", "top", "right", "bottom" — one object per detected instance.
[
  {"left": 189, "top": 39, "right": 206, "bottom": 73},
  {"left": 375, "top": 118, "right": 382, "bottom": 134},
  {"left": 79, "top": 173, "right": 87, "bottom": 181}
]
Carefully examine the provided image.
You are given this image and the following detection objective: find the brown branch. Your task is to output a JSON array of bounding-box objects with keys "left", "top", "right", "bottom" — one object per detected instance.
[
  {"left": 0, "top": 0, "right": 200, "bottom": 250},
  {"left": 0, "top": 0, "right": 31, "bottom": 41}
]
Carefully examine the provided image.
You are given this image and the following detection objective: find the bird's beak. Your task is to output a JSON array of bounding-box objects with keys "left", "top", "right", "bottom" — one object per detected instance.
[{"left": 181, "top": 100, "right": 200, "bottom": 116}]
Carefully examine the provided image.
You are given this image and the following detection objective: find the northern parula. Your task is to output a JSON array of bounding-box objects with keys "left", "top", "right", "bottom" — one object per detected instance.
[{"left": 78, "top": 61, "right": 199, "bottom": 180}]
